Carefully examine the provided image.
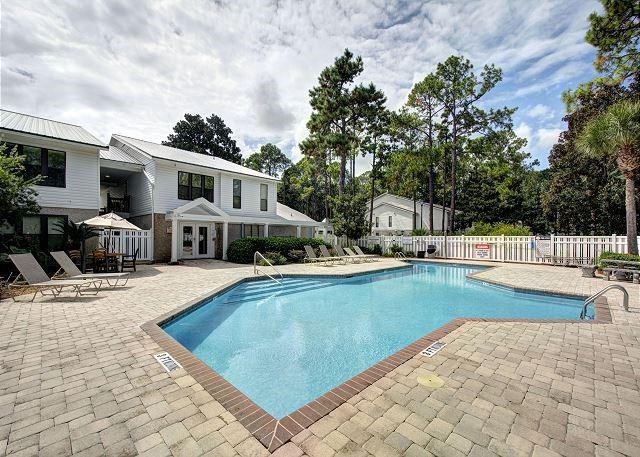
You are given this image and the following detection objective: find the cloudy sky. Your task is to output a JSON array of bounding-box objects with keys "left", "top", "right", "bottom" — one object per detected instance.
[{"left": 2, "top": 0, "right": 600, "bottom": 170}]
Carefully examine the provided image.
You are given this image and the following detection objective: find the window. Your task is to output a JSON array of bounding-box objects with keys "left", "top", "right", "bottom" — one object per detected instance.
[
  {"left": 375, "top": 217, "right": 379, "bottom": 228},
  {"left": 242, "top": 224, "right": 263, "bottom": 238},
  {"left": 388, "top": 216, "right": 392, "bottom": 227},
  {"left": 260, "top": 184, "right": 268, "bottom": 211},
  {"left": 4, "top": 143, "right": 66, "bottom": 187},
  {"left": 177, "top": 172, "right": 214, "bottom": 202},
  {"left": 233, "top": 179, "right": 241, "bottom": 209},
  {"left": 21, "top": 215, "right": 67, "bottom": 252}
]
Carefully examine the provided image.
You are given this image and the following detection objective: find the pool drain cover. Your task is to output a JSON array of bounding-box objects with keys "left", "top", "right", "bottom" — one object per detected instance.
[
  {"left": 421, "top": 341, "right": 446, "bottom": 357},
  {"left": 417, "top": 374, "right": 444, "bottom": 388},
  {"left": 154, "top": 352, "right": 182, "bottom": 372}
]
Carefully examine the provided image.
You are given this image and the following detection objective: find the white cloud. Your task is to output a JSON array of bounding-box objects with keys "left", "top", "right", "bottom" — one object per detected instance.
[
  {"left": 1, "top": 0, "right": 598, "bottom": 169},
  {"left": 536, "top": 128, "right": 562, "bottom": 151},
  {"left": 524, "top": 104, "right": 555, "bottom": 121}
]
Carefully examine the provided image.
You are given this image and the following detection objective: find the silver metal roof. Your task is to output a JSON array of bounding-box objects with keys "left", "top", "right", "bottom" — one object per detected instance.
[
  {"left": 0, "top": 109, "right": 105, "bottom": 146},
  {"left": 113, "top": 134, "right": 279, "bottom": 181},
  {"left": 277, "top": 202, "right": 318, "bottom": 224},
  {"left": 100, "top": 146, "right": 143, "bottom": 165}
]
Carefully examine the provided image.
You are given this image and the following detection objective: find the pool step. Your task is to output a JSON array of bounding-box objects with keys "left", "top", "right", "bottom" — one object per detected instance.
[{"left": 222, "top": 279, "right": 334, "bottom": 305}]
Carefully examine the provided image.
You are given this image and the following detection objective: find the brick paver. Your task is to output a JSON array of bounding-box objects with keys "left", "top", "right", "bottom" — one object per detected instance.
[{"left": 1, "top": 258, "right": 639, "bottom": 456}]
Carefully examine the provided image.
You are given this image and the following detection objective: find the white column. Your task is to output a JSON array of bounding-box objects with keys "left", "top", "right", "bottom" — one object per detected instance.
[
  {"left": 296, "top": 225, "right": 301, "bottom": 238},
  {"left": 170, "top": 218, "right": 179, "bottom": 263},
  {"left": 264, "top": 223, "right": 269, "bottom": 237},
  {"left": 222, "top": 222, "right": 229, "bottom": 260}
]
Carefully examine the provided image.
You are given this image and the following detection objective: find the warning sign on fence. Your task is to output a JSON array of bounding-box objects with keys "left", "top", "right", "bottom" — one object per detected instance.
[
  {"left": 535, "top": 237, "right": 551, "bottom": 258},
  {"left": 474, "top": 243, "right": 491, "bottom": 259}
]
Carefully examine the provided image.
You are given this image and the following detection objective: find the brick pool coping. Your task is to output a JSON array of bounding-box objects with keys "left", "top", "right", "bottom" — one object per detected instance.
[{"left": 141, "top": 263, "right": 612, "bottom": 453}]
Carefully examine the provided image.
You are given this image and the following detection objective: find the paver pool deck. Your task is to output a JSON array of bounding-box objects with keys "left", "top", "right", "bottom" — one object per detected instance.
[{"left": 1, "top": 258, "right": 639, "bottom": 457}]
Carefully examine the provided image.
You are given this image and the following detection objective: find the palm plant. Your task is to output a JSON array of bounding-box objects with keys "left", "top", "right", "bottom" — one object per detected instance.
[{"left": 577, "top": 100, "right": 640, "bottom": 254}]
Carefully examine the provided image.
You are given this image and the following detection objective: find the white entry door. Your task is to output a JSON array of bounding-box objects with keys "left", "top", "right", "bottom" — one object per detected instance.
[{"left": 181, "top": 223, "right": 214, "bottom": 259}]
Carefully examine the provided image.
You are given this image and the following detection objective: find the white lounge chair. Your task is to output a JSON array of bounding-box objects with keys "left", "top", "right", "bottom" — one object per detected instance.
[
  {"left": 9, "top": 253, "right": 102, "bottom": 302},
  {"left": 334, "top": 245, "right": 357, "bottom": 263},
  {"left": 50, "top": 251, "right": 129, "bottom": 287},
  {"left": 344, "top": 247, "right": 368, "bottom": 263}
]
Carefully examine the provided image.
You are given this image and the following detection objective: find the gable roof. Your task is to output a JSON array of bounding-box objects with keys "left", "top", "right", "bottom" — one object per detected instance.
[
  {"left": 277, "top": 203, "right": 318, "bottom": 224},
  {"left": 373, "top": 192, "right": 451, "bottom": 212},
  {"left": 0, "top": 109, "right": 105, "bottom": 147},
  {"left": 100, "top": 146, "right": 143, "bottom": 165},
  {"left": 112, "top": 134, "right": 279, "bottom": 181}
]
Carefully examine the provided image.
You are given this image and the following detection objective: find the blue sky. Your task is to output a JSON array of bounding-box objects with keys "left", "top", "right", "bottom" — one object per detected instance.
[{"left": 2, "top": 0, "right": 600, "bottom": 170}]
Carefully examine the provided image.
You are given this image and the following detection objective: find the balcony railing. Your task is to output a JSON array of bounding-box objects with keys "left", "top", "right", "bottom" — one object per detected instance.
[{"left": 105, "top": 195, "right": 131, "bottom": 214}]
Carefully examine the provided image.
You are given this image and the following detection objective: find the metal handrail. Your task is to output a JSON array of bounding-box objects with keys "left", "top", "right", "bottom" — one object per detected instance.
[
  {"left": 253, "top": 251, "right": 283, "bottom": 284},
  {"left": 394, "top": 251, "right": 407, "bottom": 260},
  {"left": 580, "top": 284, "right": 629, "bottom": 319}
]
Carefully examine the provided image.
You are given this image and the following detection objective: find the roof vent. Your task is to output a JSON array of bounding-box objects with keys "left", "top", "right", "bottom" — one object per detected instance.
[{"left": 154, "top": 352, "right": 182, "bottom": 372}]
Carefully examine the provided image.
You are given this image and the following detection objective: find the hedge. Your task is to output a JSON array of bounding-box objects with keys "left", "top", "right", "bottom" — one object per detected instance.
[
  {"left": 227, "top": 236, "right": 328, "bottom": 264},
  {"left": 596, "top": 251, "right": 640, "bottom": 270}
]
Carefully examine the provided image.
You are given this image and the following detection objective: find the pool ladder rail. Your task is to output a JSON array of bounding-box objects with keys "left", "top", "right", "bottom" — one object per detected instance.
[
  {"left": 395, "top": 251, "right": 408, "bottom": 261},
  {"left": 580, "top": 284, "right": 629, "bottom": 319},
  {"left": 253, "top": 251, "right": 284, "bottom": 284}
]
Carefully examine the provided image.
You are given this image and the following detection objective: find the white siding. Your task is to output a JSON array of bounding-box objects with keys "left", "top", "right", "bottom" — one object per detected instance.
[
  {"left": 110, "top": 139, "right": 155, "bottom": 216},
  {"left": 218, "top": 173, "right": 277, "bottom": 217},
  {"left": 372, "top": 203, "right": 414, "bottom": 233},
  {"left": 1, "top": 131, "right": 100, "bottom": 210},
  {"left": 153, "top": 160, "right": 222, "bottom": 213}
]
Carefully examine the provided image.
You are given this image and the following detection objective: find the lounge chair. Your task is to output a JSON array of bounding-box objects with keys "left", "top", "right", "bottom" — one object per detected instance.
[
  {"left": 334, "top": 245, "right": 357, "bottom": 263},
  {"left": 303, "top": 245, "right": 324, "bottom": 264},
  {"left": 9, "top": 253, "right": 102, "bottom": 302},
  {"left": 319, "top": 245, "right": 345, "bottom": 264},
  {"left": 51, "top": 251, "right": 129, "bottom": 287},
  {"left": 353, "top": 246, "right": 379, "bottom": 262},
  {"left": 343, "top": 247, "right": 368, "bottom": 263}
]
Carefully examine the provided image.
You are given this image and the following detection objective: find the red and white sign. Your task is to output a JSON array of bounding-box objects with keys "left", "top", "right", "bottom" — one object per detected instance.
[{"left": 474, "top": 243, "right": 491, "bottom": 259}]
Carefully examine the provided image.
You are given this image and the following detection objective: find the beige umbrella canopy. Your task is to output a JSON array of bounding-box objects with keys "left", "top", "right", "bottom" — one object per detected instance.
[
  {"left": 81, "top": 212, "right": 142, "bottom": 231},
  {"left": 79, "top": 212, "right": 142, "bottom": 256}
]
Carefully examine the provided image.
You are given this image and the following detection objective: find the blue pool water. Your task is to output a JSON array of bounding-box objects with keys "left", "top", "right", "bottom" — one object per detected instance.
[{"left": 163, "top": 263, "right": 586, "bottom": 419}]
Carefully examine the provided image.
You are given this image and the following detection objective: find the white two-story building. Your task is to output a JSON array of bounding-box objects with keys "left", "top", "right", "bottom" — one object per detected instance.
[
  {"left": 369, "top": 192, "right": 452, "bottom": 235},
  {"left": 1, "top": 110, "right": 319, "bottom": 263}
]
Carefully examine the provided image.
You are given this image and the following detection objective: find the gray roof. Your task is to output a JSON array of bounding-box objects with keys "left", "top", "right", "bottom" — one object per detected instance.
[
  {"left": 113, "top": 134, "right": 278, "bottom": 181},
  {"left": 0, "top": 109, "right": 105, "bottom": 147},
  {"left": 277, "top": 203, "right": 319, "bottom": 224},
  {"left": 100, "top": 146, "right": 143, "bottom": 165}
]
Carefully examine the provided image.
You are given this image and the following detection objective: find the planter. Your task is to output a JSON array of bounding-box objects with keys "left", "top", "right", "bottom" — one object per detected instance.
[{"left": 581, "top": 265, "right": 596, "bottom": 278}]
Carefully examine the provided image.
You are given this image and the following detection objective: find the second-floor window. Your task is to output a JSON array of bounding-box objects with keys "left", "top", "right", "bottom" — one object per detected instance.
[
  {"left": 375, "top": 217, "right": 379, "bottom": 228},
  {"left": 388, "top": 216, "right": 392, "bottom": 227},
  {"left": 233, "top": 179, "right": 241, "bottom": 208},
  {"left": 260, "top": 184, "right": 268, "bottom": 211},
  {"left": 178, "top": 172, "right": 214, "bottom": 201},
  {"left": 5, "top": 143, "right": 66, "bottom": 187}
]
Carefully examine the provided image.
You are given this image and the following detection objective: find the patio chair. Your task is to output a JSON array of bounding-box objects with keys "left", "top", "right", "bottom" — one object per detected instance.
[
  {"left": 121, "top": 248, "right": 138, "bottom": 272},
  {"left": 319, "top": 245, "right": 345, "bottom": 264},
  {"left": 8, "top": 253, "right": 102, "bottom": 302},
  {"left": 334, "top": 245, "right": 357, "bottom": 263},
  {"left": 93, "top": 249, "right": 118, "bottom": 273},
  {"left": 353, "top": 246, "right": 379, "bottom": 262},
  {"left": 343, "top": 247, "right": 368, "bottom": 262},
  {"left": 50, "top": 251, "right": 129, "bottom": 287},
  {"left": 303, "top": 245, "right": 324, "bottom": 264}
]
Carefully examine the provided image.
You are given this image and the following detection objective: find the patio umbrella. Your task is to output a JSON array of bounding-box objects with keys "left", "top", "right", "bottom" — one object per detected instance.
[{"left": 79, "top": 213, "right": 142, "bottom": 271}]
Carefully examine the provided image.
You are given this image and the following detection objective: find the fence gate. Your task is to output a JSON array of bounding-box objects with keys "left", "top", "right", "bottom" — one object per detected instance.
[{"left": 98, "top": 230, "right": 153, "bottom": 261}]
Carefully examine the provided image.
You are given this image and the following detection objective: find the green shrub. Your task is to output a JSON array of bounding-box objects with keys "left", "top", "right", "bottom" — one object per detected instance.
[
  {"left": 259, "top": 252, "right": 287, "bottom": 266},
  {"left": 411, "top": 228, "right": 428, "bottom": 236},
  {"left": 389, "top": 244, "right": 404, "bottom": 254},
  {"left": 596, "top": 251, "right": 640, "bottom": 270},
  {"left": 227, "top": 236, "right": 328, "bottom": 264},
  {"left": 464, "top": 222, "right": 531, "bottom": 236},
  {"left": 358, "top": 244, "right": 382, "bottom": 255}
]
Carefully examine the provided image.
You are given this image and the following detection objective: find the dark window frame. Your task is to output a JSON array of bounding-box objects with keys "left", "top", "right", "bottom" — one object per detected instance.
[
  {"left": 388, "top": 215, "right": 392, "bottom": 227},
  {"left": 260, "top": 183, "right": 268, "bottom": 212},
  {"left": 375, "top": 217, "right": 379, "bottom": 228},
  {"left": 20, "top": 214, "right": 68, "bottom": 253},
  {"left": 177, "top": 171, "right": 214, "bottom": 202},
  {"left": 233, "top": 179, "right": 241, "bottom": 209},
  {"left": 4, "top": 142, "right": 66, "bottom": 187}
]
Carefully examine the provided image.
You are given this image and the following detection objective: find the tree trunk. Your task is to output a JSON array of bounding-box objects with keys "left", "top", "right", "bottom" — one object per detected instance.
[
  {"left": 369, "top": 153, "right": 376, "bottom": 233},
  {"left": 339, "top": 154, "right": 346, "bottom": 194},
  {"left": 625, "top": 177, "right": 638, "bottom": 255},
  {"left": 413, "top": 192, "right": 417, "bottom": 231},
  {"left": 449, "top": 144, "right": 457, "bottom": 233},
  {"left": 428, "top": 165, "right": 435, "bottom": 235}
]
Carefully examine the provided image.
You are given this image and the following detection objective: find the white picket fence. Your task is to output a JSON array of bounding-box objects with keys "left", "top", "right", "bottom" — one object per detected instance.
[
  {"left": 331, "top": 234, "right": 634, "bottom": 264},
  {"left": 98, "top": 230, "right": 153, "bottom": 261}
]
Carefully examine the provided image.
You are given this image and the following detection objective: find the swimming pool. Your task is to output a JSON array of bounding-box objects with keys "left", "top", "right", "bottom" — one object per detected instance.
[{"left": 163, "top": 263, "right": 586, "bottom": 419}]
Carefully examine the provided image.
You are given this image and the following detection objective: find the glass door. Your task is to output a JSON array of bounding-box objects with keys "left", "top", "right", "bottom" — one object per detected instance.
[
  {"left": 197, "top": 226, "right": 208, "bottom": 257},
  {"left": 182, "top": 225, "right": 193, "bottom": 258}
]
